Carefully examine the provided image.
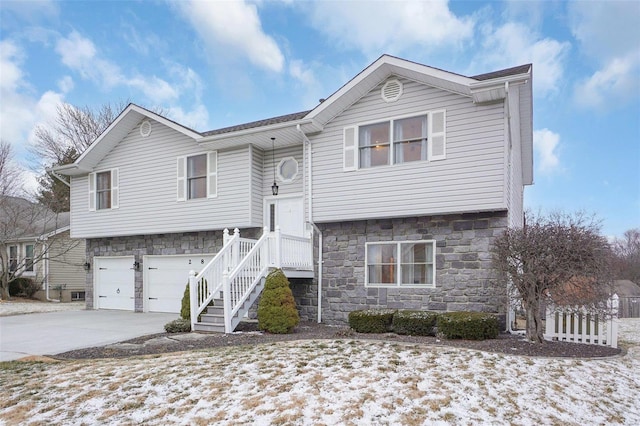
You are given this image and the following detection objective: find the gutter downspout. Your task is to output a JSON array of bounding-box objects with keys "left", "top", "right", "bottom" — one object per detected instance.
[
  {"left": 297, "top": 124, "right": 323, "bottom": 323},
  {"left": 42, "top": 239, "right": 59, "bottom": 302},
  {"left": 503, "top": 80, "right": 516, "bottom": 334}
]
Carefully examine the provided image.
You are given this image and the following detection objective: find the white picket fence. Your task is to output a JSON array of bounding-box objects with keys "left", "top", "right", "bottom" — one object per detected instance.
[{"left": 544, "top": 294, "right": 619, "bottom": 348}]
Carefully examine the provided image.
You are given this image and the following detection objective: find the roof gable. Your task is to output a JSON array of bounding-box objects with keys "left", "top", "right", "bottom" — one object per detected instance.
[{"left": 55, "top": 104, "right": 202, "bottom": 176}]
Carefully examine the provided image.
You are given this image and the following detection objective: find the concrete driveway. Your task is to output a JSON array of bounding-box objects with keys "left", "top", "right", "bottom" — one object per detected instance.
[{"left": 0, "top": 310, "right": 177, "bottom": 361}]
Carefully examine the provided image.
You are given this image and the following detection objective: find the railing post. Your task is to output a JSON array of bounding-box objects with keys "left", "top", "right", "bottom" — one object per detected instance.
[
  {"left": 263, "top": 226, "right": 269, "bottom": 268},
  {"left": 223, "top": 269, "right": 232, "bottom": 333},
  {"left": 609, "top": 294, "right": 619, "bottom": 349},
  {"left": 223, "top": 228, "right": 230, "bottom": 246},
  {"left": 232, "top": 228, "right": 240, "bottom": 269},
  {"left": 189, "top": 270, "right": 197, "bottom": 331},
  {"left": 275, "top": 225, "right": 282, "bottom": 269}
]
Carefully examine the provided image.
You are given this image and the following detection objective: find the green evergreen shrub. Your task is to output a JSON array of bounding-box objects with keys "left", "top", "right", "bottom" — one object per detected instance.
[
  {"left": 180, "top": 283, "right": 190, "bottom": 321},
  {"left": 348, "top": 309, "right": 396, "bottom": 333},
  {"left": 437, "top": 312, "right": 500, "bottom": 340},
  {"left": 257, "top": 269, "right": 299, "bottom": 334},
  {"left": 8, "top": 277, "right": 39, "bottom": 298},
  {"left": 180, "top": 278, "right": 210, "bottom": 321},
  {"left": 164, "top": 318, "right": 191, "bottom": 333},
  {"left": 392, "top": 310, "right": 439, "bottom": 336}
]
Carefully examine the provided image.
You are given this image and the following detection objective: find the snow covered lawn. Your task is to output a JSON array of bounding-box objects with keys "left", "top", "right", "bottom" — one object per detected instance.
[{"left": 1, "top": 320, "right": 639, "bottom": 425}]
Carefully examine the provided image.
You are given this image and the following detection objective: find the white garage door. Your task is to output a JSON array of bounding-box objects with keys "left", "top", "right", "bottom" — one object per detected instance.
[
  {"left": 94, "top": 256, "right": 135, "bottom": 311},
  {"left": 144, "top": 254, "right": 215, "bottom": 313}
]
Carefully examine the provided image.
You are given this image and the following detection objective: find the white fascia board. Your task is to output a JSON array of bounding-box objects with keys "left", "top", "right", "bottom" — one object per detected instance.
[
  {"left": 469, "top": 72, "right": 531, "bottom": 90},
  {"left": 52, "top": 163, "right": 92, "bottom": 176},
  {"left": 306, "top": 55, "right": 475, "bottom": 124}
]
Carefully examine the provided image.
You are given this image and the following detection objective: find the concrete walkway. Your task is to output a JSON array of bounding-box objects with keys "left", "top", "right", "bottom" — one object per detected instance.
[{"left": 0, "top": 310, "right": 177, "bottom": 361}]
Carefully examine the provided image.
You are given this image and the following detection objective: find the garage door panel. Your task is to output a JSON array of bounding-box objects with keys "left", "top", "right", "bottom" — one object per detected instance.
[
  {"left": 95, "top": 257, "right": 135, "bottom": 311},
  {"left": 145, "top": 255, "right": 214, "bottom": 313}
]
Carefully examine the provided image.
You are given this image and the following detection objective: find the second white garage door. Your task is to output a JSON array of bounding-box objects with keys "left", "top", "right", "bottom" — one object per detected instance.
[{"left": 144, "top": 254, "right": 215, "bottom": 313}]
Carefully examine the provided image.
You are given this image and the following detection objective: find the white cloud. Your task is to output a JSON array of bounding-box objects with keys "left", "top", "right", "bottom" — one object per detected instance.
[
  {"left": 574, "top": 53, "right": 640, "bottom": 109},
  {"left": 176, "top": 0, "right": 284, "bottom": 72},
  {"left": 167, "top": 105, "right": 209, "bottom": 131},
  {"left": 306, "top": 0, "right": 474, "bottom": 54},
  {"left": 533, "top": 128, "right": 560, "bottom": 175},
  {"left": 569, "top": 1, "right": 640, "bottom": 109},
  {"left": 474, "top": 22, "right": 570, "bottom": 97},
  {"left": 0, "top": 40, "right": 63, "bottom": 148}
]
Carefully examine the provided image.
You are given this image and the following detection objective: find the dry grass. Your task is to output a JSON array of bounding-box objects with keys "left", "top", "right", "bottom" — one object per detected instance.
[{"left": 0, "top": 338, "right": 639, "bottom": 425}]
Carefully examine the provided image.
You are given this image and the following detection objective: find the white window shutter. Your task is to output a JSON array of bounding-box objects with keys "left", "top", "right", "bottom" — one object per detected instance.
[
  {"left": 111, "top": 168, "right": 119, "bottom": 209},
  {"left": 429, "top": 110, "right": 446, "bottom": 161},
  {"left": 343, "top": 126, "right": 357, "bottom": 171},
  {"left": 88, "top": 173, "right": 96, "bottom": 211},
  {"left": 207, "top": 151, "right": 218, "bottom": 198},
  {"left": 177, "top": 156, "right": 186, "bottom": 202}
]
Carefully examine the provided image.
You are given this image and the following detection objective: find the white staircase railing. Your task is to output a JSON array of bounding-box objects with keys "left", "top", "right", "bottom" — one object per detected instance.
[
  {"left": 223, "top": 227, "right": 271, "bottom": 332},
  {"left": 189, "top": 226, "right": 313, "bottom": 333},
  {"left": 189, "top": 228, "right": 252, "bottom": 331}
]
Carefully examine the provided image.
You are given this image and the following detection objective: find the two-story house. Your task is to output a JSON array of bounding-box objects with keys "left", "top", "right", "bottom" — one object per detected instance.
[{"left": 55, "top": 55, "right": 532, "bottom": 332}]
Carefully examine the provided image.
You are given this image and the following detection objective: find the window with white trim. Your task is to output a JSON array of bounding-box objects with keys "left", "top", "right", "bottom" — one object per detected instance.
[
  {"left": 25, "top": 244, "right": 34, "bottom": 273},
  {"left": 88, "top": 169, "right": 119, "bottom": 211},
  {"left": 9, "top": 245, "right": 17, "bottom": 272},
  {"left": 177, "top": 152, "right": 217, "bottom": 201},
  {"left": 344, "top": 110, "right": 446, "bottom": 170},
  {"left": 365, "top": 241, "right": 435, "bottom": 287}
]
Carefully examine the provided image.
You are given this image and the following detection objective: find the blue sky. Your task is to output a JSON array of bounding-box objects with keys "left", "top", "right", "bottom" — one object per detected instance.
[{"left": 1, "top": 0, "right": 638, "bottom": 238}]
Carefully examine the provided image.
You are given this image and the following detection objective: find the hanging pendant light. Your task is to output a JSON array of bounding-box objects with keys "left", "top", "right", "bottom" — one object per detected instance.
[{"left": 271, "top": 137, "right": 279, "bottom": 196}]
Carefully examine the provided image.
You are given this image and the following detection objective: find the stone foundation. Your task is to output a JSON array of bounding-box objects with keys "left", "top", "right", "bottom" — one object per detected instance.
[
  {"left": 296, "top": 211, "right": 508, "bottom": 326},
  {"left": 85, "top": 228, "right": 261, "bottom": 311}
]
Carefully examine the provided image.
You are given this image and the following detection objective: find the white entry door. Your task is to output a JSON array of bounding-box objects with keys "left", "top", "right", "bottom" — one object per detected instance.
[
  {"left": 144, "top": 254, "right": 215, "bottom": 313},
  {"left": 94, "top": 256, "right": 135, "bottom": 311},
  {"left": 265, "top": 195, "right": 305, "bottom": 237}
]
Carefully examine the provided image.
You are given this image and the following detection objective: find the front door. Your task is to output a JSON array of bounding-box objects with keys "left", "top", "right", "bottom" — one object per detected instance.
[{"left": 264, "top": 195, "right": 305, "bottom": 237}]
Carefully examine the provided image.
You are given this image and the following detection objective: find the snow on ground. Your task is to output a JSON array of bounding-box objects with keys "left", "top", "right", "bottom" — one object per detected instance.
[
  {"left": 0, "top": 299, "right": 84, "bottom": 316},
  {"left": 1, "top": 320, "right": 639, "bottom": 425}
]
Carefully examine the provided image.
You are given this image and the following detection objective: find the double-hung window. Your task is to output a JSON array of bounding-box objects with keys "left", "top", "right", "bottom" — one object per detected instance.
[
  {"left": 9, "top": 245, "right": 17, "bottom": 272},
  {"left": 344, "top": 110, "right": 446, "bottom": 170},
  {"left": 177, "top": 152, "right": 217, "bottom": 201},
  {"left": 366, "top": 241, "right": 435, "bottom": 287},
  {"left": 25, "top": 244, "right": 34, "bottom": 273},
  {"left": 88, "top": 169, "right": 119, "bottom": 211}
]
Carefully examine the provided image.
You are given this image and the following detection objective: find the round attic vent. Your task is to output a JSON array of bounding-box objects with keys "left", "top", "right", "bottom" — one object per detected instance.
[
  {"left": 381, "top": 79, "right": 403, "bottom": 103},
  {"left": 140, "top": 120, "right": 152, "bottom": 137}
]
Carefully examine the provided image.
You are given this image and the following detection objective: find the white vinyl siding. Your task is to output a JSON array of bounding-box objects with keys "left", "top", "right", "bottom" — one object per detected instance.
[
  {"left": 69, "top": 122, "right": 257, "bottom": 239},
  {"left": 314, "top": 78, "right": 506, "bottom": 222},
  {"left": 47, "top": 231, "right": 86, "bottom": 291},
  {"left": 262, "top": 145, "right": 303, "bottom": 197}
]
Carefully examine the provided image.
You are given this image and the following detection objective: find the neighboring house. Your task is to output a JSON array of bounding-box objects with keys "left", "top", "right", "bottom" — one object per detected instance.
[
  {"left": 614, "top": 280, "right": 640, "bottom": 318},
  {"left": 54, "top": 55, "right": 533, "bottom": 330},
  {"left": 0, "top": 196, "right": 86, "bottom": 302}
]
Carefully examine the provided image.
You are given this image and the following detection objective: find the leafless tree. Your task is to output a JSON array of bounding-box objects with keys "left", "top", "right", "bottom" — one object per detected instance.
[
  {"left": 0, "top": 196, "right": 79, "bottom": 300},
  {"left": 612, "top": 228, "right": 640, "bottom": 283},
  {"left": 30, "top": 101, "right": 130, "bottom": 164},
  {"left": 0, "top": 140, "right": 24, "bottom": 197},
  {"left": 493, "top": 211, "right": 613, "bottom": 343}
]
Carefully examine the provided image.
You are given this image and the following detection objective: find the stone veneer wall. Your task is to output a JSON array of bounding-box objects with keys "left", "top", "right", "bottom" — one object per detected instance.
[
  {"left": 294, "top": 211, "right": 509, "bottom": 326},
  {"left": 85, "top": 228, "right": 262, "bottom": 311}
]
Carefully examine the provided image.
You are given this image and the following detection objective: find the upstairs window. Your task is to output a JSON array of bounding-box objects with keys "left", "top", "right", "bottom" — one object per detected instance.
[
  {"left": 177, "top": 152, "right": 217, "bottom": 201},
  {"left": 96, "top": 171, "right": 112, "bottom": 209},
  {"left": 88, "top": 169, "right": 119, "bottom": 211},
  {"left": 187, "top": 154, "right": 207, "bottom": 199},
  {"left": 344, "top": 110, "right": 446, "bottom": 170}
]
